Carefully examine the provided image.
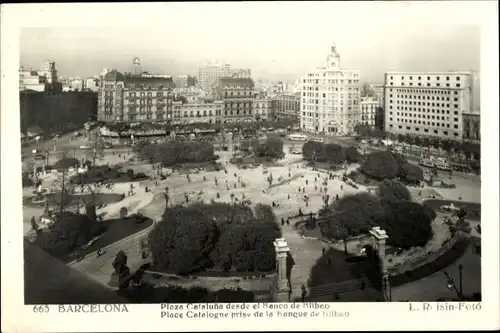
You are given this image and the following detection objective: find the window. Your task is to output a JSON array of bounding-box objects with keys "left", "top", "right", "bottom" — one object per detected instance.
[{"left": 456, "top": 84, "right": 461, "bottom": 87}]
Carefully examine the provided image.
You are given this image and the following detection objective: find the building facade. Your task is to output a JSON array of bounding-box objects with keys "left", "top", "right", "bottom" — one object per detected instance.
[
  {"left": 197, "top": 63, "right": 233, "bottom": 92},
  {"left": 360, "top": 97, "right": 383, "bottom": 129},
  {"left": 300, "top": 43, "right": 361, "bottom": 135},
  {"left": 253, "top": 96, "right": 272, "bottom": 121},
  {"left": 462, "top": 110, "right": 480, "bottom": 143},
  {"left": 216, "top": 77, "right": 255, "bottom": 123},
  {"left": 272, "top": 93, "right": 300, "bottom": 122},
  {"left": 384, "top": 71, "right": 474, "bottom": 141},
  {"left": 97, "top": 70, "right": 175, "bottom": 123},
  {"left": 175, "top": 100, "right": 223, "bottom": 125},
  {"left": 19, "top": 69, "right": 47, "bottom": 92}
]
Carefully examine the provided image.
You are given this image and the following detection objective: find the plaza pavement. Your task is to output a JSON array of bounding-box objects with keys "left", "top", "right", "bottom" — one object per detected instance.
[{"left": 22, "top": 140, "right": 482, "bottom": 300}]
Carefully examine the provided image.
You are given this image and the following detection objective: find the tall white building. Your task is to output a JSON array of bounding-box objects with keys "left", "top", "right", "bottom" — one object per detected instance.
[
  {"left": 300, "top": 43, "right": 361, "bottom": 135},
  {"left": 39, "top": 60, "right": 58, "bottom": 84},
  {"left": 197, "top": 62, "right": 233, "bottom": 92},
  {"left": 384, "top": 71, "right": 474, "bottom": 141}
]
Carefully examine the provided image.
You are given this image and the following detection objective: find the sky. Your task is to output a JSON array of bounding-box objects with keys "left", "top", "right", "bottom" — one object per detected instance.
[{"left": 19, "top": 2, "right": 481, "bottom": 84}]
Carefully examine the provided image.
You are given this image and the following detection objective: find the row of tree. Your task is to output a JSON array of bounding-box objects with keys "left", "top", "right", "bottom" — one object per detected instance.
[
  {"left": 240, "top": 137, "right": 285, "bottom": 159},
  {"left": 319, "top": 180, "right": 435, "bottom": 250},
  {"left": 354, "top": 123, "right": 480, "bottom": 160},
  {"left": 361, "top": 151, "right": 424, "bottom": 183},
  {"left": 103, "top": 118, "right": 297, "bottom": 135},
  {"left": 148, "top": 203, "right": 281, "bottom": 275},
  {"left": 134, "top": 141, "right": 218, "bottom": 166},
  {"left": 302, "top": 141, "right": 361, "bottom": 165}
]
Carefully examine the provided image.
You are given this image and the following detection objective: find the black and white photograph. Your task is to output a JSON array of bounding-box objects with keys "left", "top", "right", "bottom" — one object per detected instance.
[{"left": 1, "top": 1, "right": 498, "bottom": 332}]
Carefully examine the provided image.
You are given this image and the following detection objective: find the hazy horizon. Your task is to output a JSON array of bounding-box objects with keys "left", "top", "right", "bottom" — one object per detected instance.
[{"left": 20, "top": 2, "right": 480, "bottom": 84}]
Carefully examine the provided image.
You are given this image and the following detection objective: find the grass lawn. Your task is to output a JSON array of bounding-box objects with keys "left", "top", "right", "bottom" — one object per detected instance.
[{"left": 35, "top": 215, "right": 153, "bottom": 264}]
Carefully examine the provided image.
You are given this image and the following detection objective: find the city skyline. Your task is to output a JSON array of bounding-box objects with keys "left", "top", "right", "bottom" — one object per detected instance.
[{"left": 20, "top": 2, "right": 480, "bottom": 83}]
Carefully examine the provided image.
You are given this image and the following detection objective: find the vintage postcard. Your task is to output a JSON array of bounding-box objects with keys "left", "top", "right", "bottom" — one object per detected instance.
[{"left": 1, "top": 1, "right": 499, "bottom": 332}]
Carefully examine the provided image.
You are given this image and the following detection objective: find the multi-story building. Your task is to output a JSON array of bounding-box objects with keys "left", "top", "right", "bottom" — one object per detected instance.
[
  {"left": 174, "top": 99, "right": 223, "bottom": 125},
  {"left": 216, "top": 77, "right": 255, "bottom": 123},
  {"left": 272, "top": 93, "right": 300, "bottom": 122},
  {"left": 19, "top": 68, "right": 47, "bottom": 92},
  {"left": 20, "top": 90, "right": 97, "bottom": 134},
  {"left": 372, "top": 84, "right": 384, "bottom": 103},
  {"left": 97, "top": 70, "right": 175, "bottom": 123},
  {"left": 174, "top": 75, "right": 189, "bottom": 88},
  {"left": 360, "top": 97, "right": 384, "bottom": 130},
  {"left": 38, "top": 60, "right": 58, "bottom": 84},
  {"left": 253, "top": 94, "right": 272, "bottom": 121},
  {"left": 462, "top": 110, "right": 480, "bottom": 143},
  {"left": 300, "top": 43, "right": 361, "bottom": 135},
  {"left": 19, "top": 60, "right": 62, "bottom": 92},
  {"left": 197, "top": 62, "right": 233, "bottom": 92},
  {"left": 384, "top": 71, "right": 474, "bottom": 141},
  {"left": 85, "top": 78, "right": 99, "bottom": 92}
]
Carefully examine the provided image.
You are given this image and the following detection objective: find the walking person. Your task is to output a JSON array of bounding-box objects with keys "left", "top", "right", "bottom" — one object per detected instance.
[{"left": 301, "top": 284, "right": 307, "bottom": 302}]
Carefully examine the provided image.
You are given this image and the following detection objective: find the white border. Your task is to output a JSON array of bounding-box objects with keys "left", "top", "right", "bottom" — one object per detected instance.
[{"left": 1, "top": 2, "right": 499, "bottom": 332}]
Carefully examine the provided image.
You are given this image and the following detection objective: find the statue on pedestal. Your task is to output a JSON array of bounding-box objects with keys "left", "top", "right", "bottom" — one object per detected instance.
[{"left": 109, "top": 250, "right": 131, "bottom": 289}]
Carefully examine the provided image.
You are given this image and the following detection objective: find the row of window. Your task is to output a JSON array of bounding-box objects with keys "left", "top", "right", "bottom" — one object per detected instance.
[
  {"left": 391, "top": 107, "right": 460, "bottom": 115},
  {"left": 392, "top": 101, "right": 459, "bottom": 108},
  {"left": 393, "top": 111, "right": 459, "bottom": 118},
  {"left": 390, "top": 94, "right": 458, "bottom": 101},
  {"left": 391, "top": 89, "right": 458, "bottom": 95},
  {"left": 389, "top": 75, "right": 462, "bottom": 81},
  {"left": 388, "top": 124, "right": 460, "bottom": 137},
  {"left": 225, "top": 103, "right": 252, "bottom": 108},
  {"left": 388, "top": 82, "right": 462, "bottom": 88},
  {"left": 389, "top": 118, "right": 459, "bottom": 128}
]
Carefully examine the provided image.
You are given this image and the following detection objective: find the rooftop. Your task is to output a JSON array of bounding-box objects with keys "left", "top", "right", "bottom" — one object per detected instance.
[{"left": 219, "top": 77, "right": 254, "bottom": 87}]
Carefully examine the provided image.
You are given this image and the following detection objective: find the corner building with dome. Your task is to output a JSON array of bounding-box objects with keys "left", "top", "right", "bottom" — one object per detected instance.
[
  {"left": 97, "top": 70, "right": 176, "bottom": 123},
  {"left": 300, "top": 43, "right": 361, "bottom": 135}
]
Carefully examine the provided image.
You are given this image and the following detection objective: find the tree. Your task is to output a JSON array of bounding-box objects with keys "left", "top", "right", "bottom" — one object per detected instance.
[
  {"left": 323, "top": 144, "right": 346, "bottom": 164},
  {"left": 320, "top": 193, "right": 384, "bottom": 240},
  {"left": 361, "top": 151, "right": 399, "bottom": 179},
  {"left": 54, "top": 157, "right": 79, "bottom": 170},
  {"left": 36, "top": 212, "right": 101, "bottom": 258},
  {"left": 413, "top": 136, "right": 422, "bottom": 147},
  {"left": 378, "top": 200, "right": 434, "bottom": 249},
  {"left": 345, "top": 146, "right": 362, "bottom": 163},
  {"left": 148, "top": 206, "right": 219, "bottom": 274},
  {"left": 302, "top": 141, "right": 324, "bottom": 161},
  {"left": 400, "top": 163, "right": 424, "bottom": 183},
  {"left": 376, "top": 179, "right": 412, "bottom": 202}
]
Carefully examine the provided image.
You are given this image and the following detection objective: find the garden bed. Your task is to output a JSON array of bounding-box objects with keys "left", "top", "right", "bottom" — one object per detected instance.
[
  {"left": 24, "top": 192, "right": 123, "bottom": 209},
  {"left": 35, "top": 214, "right": 153, "bottom": 263},
  {"left": 389, "top": 236, "right": 470, "bottom": 287}
]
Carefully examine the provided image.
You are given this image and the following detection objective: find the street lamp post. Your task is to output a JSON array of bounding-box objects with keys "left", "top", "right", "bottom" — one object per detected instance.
[{"left": 443, "top": 264, "right": 464, "bottom": 300}]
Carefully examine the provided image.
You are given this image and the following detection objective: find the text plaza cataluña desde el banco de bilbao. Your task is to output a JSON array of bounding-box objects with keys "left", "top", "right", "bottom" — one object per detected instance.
[{"left": 160, "top": 303, "right": 348, "bottom": 319}]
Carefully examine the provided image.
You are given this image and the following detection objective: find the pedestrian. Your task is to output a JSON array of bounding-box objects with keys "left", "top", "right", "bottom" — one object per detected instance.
[
  {"left": 341, "top": 185, "right": 343, "bottom": 191},
  {"left": 97, "top": 248, "right": 103, "bottom": 257},
  {"left": 281, "top": 218, "right": 285, "bottom": 226},
  {"left": 288, "top": 194, "right": 290, "bottom": 200},
  {"left": 336, "top": 194, "right": 339, "bottom": 201},
  {"left": 322, "top": 247, "right": 326, "bottom": 255},
  {"left": 326, "top": 257, "right": 331, "bottom": 265},
  {"left": 306, "top": 180, "right": 309, "bottom": 185},
  {"left": 301, "top": 284, "right": 307, "bottom": 302},
  {"left": 286, "top": 219, "right": 290, "bottom": 226}
]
